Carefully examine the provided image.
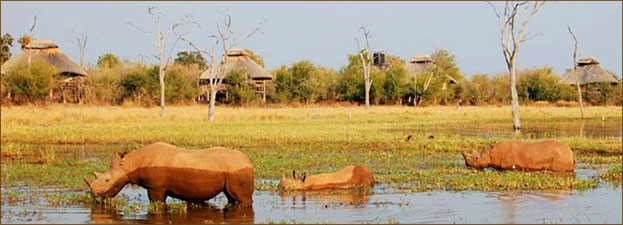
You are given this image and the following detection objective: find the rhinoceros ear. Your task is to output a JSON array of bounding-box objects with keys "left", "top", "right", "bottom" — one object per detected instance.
[
  {"left": 292, "top": 170, "right": 297, "bottom": 179},
  {"left": 301, "top": 172, "right": 307, "bottom": 182},
  {"left": 281, "top": 173, "right": 286, "bottom": 180}
]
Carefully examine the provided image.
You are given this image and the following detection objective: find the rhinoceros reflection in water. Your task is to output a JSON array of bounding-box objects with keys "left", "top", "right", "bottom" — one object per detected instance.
[
  {"left": 89, "top": 203, "right": 255, "bottom": 224},
  {"left": 279, "top": 190, "right": 372, "bottom": 207},
  {"left": 83, "top": 142, "right": 255, "bottom": 204}
]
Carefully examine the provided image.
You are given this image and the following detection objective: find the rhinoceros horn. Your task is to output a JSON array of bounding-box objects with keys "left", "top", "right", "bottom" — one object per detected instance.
[{"left": 92, "top": 171, "right": 102, "bottom": 179}]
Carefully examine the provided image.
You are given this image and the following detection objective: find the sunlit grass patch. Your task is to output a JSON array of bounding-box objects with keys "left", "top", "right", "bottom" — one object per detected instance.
[
  {"left": 388, "top": 168, "right": 596, "bottom": 192},
  {"left": 0, "top": 105, "right": 620, "bottom": 192},
  {"left": 600, "top": 164, "right": 622, "bottom": 184}
]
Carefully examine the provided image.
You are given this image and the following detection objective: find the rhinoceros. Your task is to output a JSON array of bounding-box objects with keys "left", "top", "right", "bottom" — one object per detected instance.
[
  {"left": 83, "top": 142, "right": 255, "bottom": 204},
  {"left": 461, "top": 140, "right": 575, "bottom": 172},
  {"left": 279, "top": 165, "right": 374, "bottom": 191}
]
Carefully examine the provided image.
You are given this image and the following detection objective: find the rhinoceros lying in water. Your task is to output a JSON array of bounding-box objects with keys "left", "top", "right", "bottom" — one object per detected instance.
[
  {"left": 279, "top": 165, "right": 374, "bottom": 191},
  {"left": 461, "top": 140, "right": 575, "bottom": 172},
  {"left": 83, "top": 142, "right": 254, "bottom": 204}
]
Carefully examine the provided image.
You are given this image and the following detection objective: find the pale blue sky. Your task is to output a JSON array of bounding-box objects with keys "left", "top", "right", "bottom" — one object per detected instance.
[{"left": 1, "top": 1, "right": 621, "bottom": 77}]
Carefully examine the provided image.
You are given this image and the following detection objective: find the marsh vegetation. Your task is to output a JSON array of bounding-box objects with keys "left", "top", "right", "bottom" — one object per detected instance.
[{"left": 1, "top": 105, "right": 621, "bottom": 223}]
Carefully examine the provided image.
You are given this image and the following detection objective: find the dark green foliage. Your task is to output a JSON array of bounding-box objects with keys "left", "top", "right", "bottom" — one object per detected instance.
[
  {"left": 1, "top": 33, "right": 14, "bottom": 64},
  {"left": 118, "top": 65, "right": 198, "bottom": 104},
  {"left": 97, "top": 54, "right": 121, "bottom": 68},
  {"left": 3, "top": 59, "right": 59, "bottom": 102},
  {"left": 517, "top": 67, "right": 565, "bottom": 102},
  {"left": 273, "top": 61, "right": 319, "bottom": 103},
  {"left": 174, "top": 51, "right": 206, "bottom": 69},
  {"left": 462, "top": 74, "right": 491, "bottom": 105},
  {"left": 225, "top": 68, "right": 259, "bottom": 105}
]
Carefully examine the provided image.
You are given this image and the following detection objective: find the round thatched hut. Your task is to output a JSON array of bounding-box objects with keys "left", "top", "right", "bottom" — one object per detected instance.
[
  {"left": 559, "top": 57, "right": 619, "bottom": 102},
  {"left": 560, "top": 57, "right": 618, "bottom": 85},
  {"left": 1, "top": 39, "right": 87, "bottom": 77},
  {"left": 199, "top": 49, "right": 272, "bottom": 103},
  {"left": 1, "top": 39, "right": 89, "bottom": 103}
]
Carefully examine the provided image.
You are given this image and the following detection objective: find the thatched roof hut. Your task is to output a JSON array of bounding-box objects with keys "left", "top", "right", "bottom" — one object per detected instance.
[
  {"left": 199, "top": 49, "right": 272, "bottom": 81},
  {"left": 406, "top": 54, "right": 435, "bottom": 73},
  {"left": 1, "top": 40, "right": 87, "bottom": 77},
  {"left": 560, "top": 57, "right": 618, "bottom": 85}
]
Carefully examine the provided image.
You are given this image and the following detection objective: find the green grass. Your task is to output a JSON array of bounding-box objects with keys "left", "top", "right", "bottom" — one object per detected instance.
[
  {"left": 600, "top": 164, "right": 623, "bottom": 183},
  {"left": 1, "top": 105, "right": 621, "bottom": 193}
]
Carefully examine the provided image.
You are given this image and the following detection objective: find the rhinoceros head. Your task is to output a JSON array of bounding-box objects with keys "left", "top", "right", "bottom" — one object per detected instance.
[
  {"left": 279, "top": 170, "right": 306, "bottom": 190},
  {"left": 461, "top": 147, "right": 492, "bottom": 169},
  {"left": 84, "top": 151, "right": 130, "bottom": 197}
]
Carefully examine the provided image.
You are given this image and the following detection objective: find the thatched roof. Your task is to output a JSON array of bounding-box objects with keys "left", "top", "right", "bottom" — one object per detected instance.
[
  {"left": 560, "top": 57, "right": 618, "bottom": 85},
  {"left": 408, "top": 55, "right": 434, "bottom": 64},
  {"left": 406, "top": 54, "right": 435, "bottom": 73},
  {"left": 199, "top": 49, "right": 272, "bottom": 81},
  {"left": 1, "top": 40, "right": 87, "bottom": 77}
]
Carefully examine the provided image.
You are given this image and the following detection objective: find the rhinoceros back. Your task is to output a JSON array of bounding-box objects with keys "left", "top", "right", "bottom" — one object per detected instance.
[{"left": 136, "top": 142, "right": 253, "bottom": 172}]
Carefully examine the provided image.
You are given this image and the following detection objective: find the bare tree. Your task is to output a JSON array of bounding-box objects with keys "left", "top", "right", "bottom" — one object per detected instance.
[
  {"left": 487, "top": 1, "right": 546, "bottom": 130},
  {"left": 177, "top": 11, "right": 264, "bottom": 121},
  {"left": 27, "top": 14, "right": 38, "bottom": 68},
  {"left": 128, "top": 6, "right": 195, "bottom": 116},
  {"left": 70, "top": 23, "right": 88, "bottom": 68},
  {"left": 354, "top": 26, "right": 372, "bottom": 109},
  {"left": 567, "top": 25, "right": 584, "bottom": 119}
]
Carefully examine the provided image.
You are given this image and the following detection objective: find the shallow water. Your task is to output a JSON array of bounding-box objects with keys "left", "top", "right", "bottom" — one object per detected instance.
[
  {"left": 2, "top": 184, "right": 621, "bottom": 224},
  {"left": 403, "top": 121, "right": 623, "bottom": 139},
  {"left": 1, "top": 121, "right": 622, "bottom": 224}
]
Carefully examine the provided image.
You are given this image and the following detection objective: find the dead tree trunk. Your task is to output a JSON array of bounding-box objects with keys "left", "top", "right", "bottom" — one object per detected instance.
[
  {"left": 567, "top": 25, "right": 584, "bottom": 119},
  {"left": 177, "top": 11, "right": 264, "bottom": 121},
  {"left": 488, "top": 1, "right": 546, "bottom": 131},
  {"left": 355, "top": 27, "right": 372, "bottom": 109},
  {"left": 70, "top": 24, "right": 88, "bottom": 68},
  {"left": 128, "top": 6, "right": 192, "bottom": 116}
]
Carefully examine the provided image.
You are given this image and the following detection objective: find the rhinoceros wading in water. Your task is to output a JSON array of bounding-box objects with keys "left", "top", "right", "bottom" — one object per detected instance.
[
  {"left": 461, "top": 140, "right": 575, "bottom": 172},
  {"left": 279, "top": 165, "right": 374, "bottom": 191},
  {"left": 83, "top": 142, "right": 255, "bottom": 204}
]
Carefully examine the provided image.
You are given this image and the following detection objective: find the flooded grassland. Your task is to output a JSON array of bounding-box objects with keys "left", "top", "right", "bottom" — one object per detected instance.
[{"left": 1, "top": 105, "right": 622, "bottom": 223}]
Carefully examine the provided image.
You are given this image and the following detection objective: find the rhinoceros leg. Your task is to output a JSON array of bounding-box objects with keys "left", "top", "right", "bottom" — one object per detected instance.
[
  {"left": 223, "top": 168, "right": 255, "bottom": 204},
  {"left": 148, "top": 189, "right": 167, "bottom": 203}
]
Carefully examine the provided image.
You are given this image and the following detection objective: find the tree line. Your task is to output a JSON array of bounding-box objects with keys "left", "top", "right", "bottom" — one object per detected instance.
[{"left": 2, "top": 48, "right": 621, "bottom": 107}]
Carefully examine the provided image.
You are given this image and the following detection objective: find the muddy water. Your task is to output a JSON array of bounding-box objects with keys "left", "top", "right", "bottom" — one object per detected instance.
[{"left": 1, "top": 184, "right": 621, "bottom": 224}]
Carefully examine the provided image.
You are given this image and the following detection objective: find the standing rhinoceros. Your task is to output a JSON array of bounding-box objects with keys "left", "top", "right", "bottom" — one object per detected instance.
[
  {"left": 461, "top": 140, "right": 575, "bottom": 172},
  {"left": 83, "top": 142, "right": 255, "bottom": 204}
]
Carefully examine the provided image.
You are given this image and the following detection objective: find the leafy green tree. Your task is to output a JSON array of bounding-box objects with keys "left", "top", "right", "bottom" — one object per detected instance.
[
  {"left": 225, "top": 68, "right": 258, "bottom": 105},
  {"left": 288, "top": 60, "right": 317, "bottom": 103},
  {"left": 174, "top": 51, "right": 206, "bottom": 69},
  {"left": 337, "top": 54, "right": 365, "bottom": 102},
  {"left": 119, "top": 65, "right": 198, "bottom": 104},
  {"left": 3, "top": 59, "right": 59, "bottom": 102},
  {"left": 273, "top": 65, "right": 294, "bottom": 102},
  {"left": 1, "top": 33, "right": 14, "bottom": 64},
  {"left": 463, "top": 74, "right": 492, "bottom": 105},
  {"left": 97, "top": 53, "right": 121, "bottom": 68},
  {"left": 517, "top": 67, "right": 564, "bottom": 102}
]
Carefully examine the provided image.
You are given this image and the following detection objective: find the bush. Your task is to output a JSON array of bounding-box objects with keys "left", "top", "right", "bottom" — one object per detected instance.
[
  {"left": 97, "top": 53, "right": 121, "bottom": 68},
  {"left": 517, "top": 67, "right": 566, "bottom": 102},
  {"left": 118, "top": 65, "right": 199, "bottom": 105},
  {"left": 225, "top": 68, "right": 259, "bottom": 105},
  {"left": 3, "top": 59, "right": 60, "bottom": 103}
]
